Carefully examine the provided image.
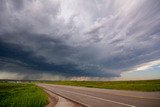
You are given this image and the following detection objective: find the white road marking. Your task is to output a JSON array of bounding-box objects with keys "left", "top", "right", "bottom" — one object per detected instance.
[{"left": 51, "top": 87, "right": 136, "bottom": 107}]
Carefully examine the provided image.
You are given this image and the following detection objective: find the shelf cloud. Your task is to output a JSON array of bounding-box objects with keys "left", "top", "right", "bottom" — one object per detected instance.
[{"left": 0, "top": 0, "right": 160, "bottom": 80}]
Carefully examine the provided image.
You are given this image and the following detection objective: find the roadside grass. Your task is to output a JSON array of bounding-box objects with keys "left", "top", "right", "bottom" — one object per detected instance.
[
  {"left": 44, "top": 79, "right": 160, "bottom": 92},
  {"left": 0, "top": 83, "right": 48, "bottom": 107}
]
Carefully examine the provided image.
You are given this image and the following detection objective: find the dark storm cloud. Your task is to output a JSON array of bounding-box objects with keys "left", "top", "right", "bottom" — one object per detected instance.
[
  {"left": 0, "top": 0, "right": 160, "bottom": 79},
  {"left": 0, "top": 33, "right": 114, "bottom": 78}
]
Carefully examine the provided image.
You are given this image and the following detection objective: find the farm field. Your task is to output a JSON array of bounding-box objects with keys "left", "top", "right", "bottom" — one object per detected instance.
[
  {"left": 0, "top": 83, "right": 48, "bottom": 107},
  {"left": 44, "top": 79, "right": 160, "bottom": 92}
]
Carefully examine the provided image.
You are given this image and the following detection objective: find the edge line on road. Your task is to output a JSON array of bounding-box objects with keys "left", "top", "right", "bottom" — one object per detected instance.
[
  {"left": 48, "top": 86, "right": 136, "bottom": 107},
  {"left": 58, "top": 89, "right": 135, "bottom": 107},
  {"left": 40, "top": 86, "right": 89, "bottom": 107},
  {"left": 47, "top": 84, "right": 160, "bottom": 100}
]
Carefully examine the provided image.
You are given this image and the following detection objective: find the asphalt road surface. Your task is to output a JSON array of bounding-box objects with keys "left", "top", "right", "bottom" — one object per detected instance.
[{"left": 37, "top": 84, "right": 160, "bottom": 107}]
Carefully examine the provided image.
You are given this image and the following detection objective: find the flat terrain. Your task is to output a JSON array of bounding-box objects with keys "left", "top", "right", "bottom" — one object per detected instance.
[
  {"left": 38, "top": 83, "right": 160, "bottom": 107},
  {"left": 43, "top": 79, "right": 160, "bottom": 91},
  {"left": 0, "top": 83, "right": 48, "bottom": 107}
]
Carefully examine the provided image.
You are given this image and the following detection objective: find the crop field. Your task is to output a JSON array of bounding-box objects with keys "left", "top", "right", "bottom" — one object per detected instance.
[
  {"left": 45, "top": 79, "right": 160, "bottom": 92},
  {"left": 0, "top": 83, "right": 48, "bottom": 107}
]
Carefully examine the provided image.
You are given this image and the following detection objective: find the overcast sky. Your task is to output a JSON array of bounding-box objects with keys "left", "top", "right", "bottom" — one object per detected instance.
[{"left": 0, "top": 0, "right": 160, "bottom": 80}]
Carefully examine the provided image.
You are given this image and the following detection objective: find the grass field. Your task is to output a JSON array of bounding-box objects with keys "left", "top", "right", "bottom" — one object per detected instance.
[
  {"left": 45, "top": 79, "right": 160, "bottom": 92},
  {"left": 0, "top": 83, "right": 48, "bottom": 107}
]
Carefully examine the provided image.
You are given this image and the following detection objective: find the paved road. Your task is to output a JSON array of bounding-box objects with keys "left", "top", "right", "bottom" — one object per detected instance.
[{"left": 37, "top": 84, "right": 160, "bottom": 107}]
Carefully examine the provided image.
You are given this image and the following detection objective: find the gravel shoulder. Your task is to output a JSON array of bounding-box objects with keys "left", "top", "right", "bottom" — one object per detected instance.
[{"left": 43, "top": 88, "right": 85, "bottom": 107}]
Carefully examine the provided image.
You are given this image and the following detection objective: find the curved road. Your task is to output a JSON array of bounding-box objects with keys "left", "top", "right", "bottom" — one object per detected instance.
[{"left": 37, "top": 84, "right": 160, "bottom": 107}]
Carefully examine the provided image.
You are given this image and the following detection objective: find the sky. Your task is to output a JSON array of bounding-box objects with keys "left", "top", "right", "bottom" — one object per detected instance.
[{"left": 0, "top": 0, "right": 160, "bottom": 80}]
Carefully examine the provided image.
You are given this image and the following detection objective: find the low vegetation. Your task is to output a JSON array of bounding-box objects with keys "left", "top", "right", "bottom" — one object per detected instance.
[
  {"left": 0, "top": 83, "right": 48, "bottom": 107},
  {"left": 45, "top": 79, "right": 160, "bottom": 92}
]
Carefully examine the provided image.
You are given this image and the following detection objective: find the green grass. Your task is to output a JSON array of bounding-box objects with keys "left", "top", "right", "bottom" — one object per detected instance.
[
  {"left": 44, "top": 79, "right": 160, "bottom": 92},
  {"left": 0, "top": 83, "right": 48, "bottom": 107}
]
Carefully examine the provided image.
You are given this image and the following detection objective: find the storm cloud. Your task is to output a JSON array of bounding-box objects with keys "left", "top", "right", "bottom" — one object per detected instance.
[{"left": 0, "top": 0, "right": 160, "bottom": 80}]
